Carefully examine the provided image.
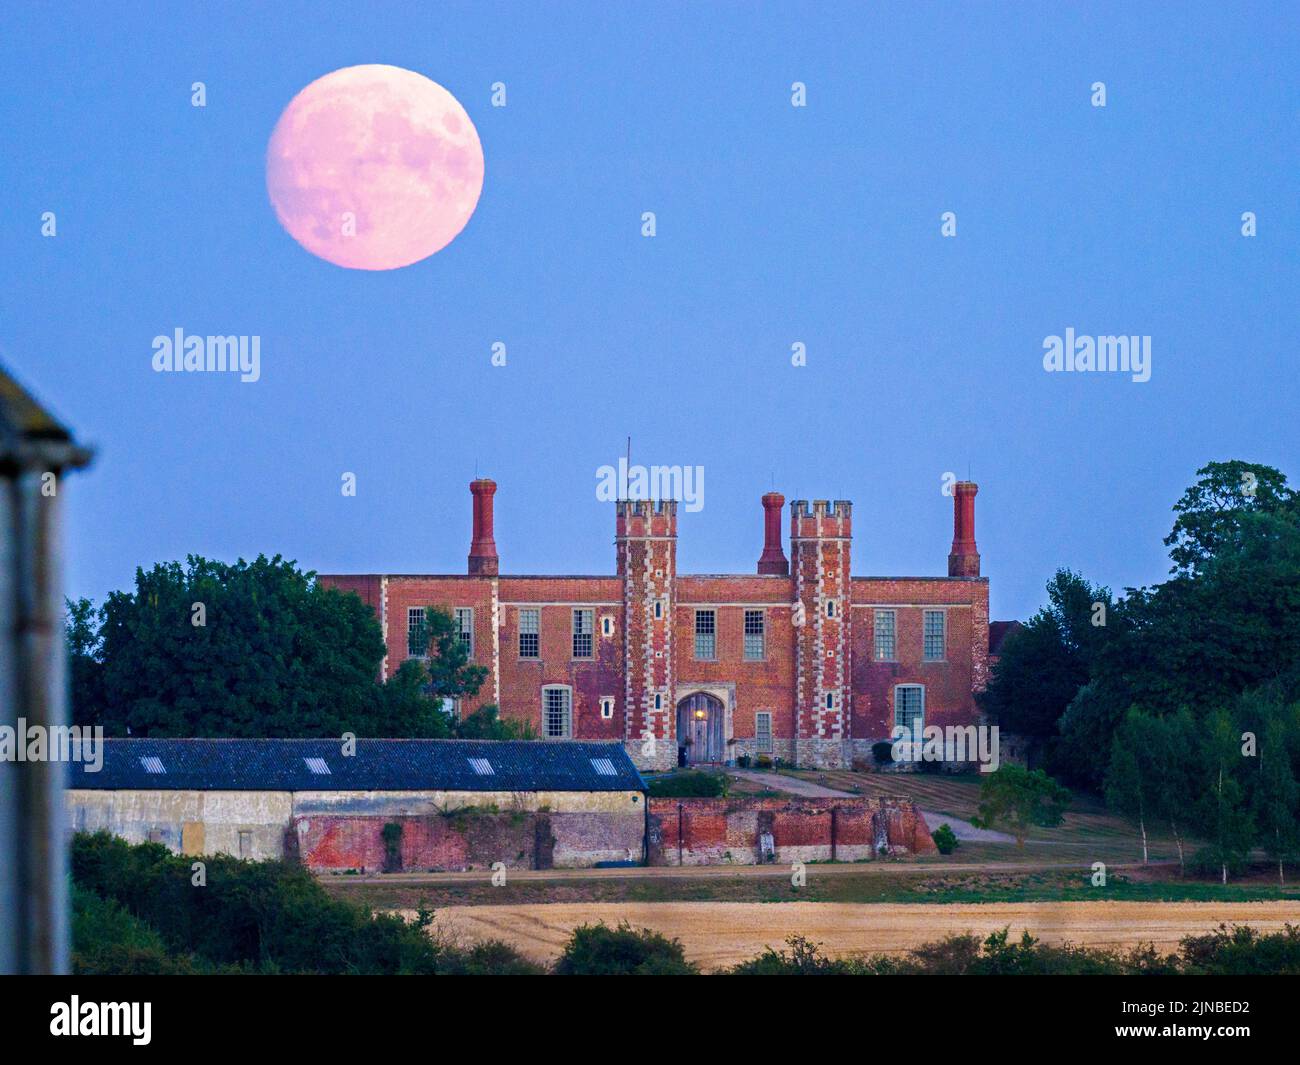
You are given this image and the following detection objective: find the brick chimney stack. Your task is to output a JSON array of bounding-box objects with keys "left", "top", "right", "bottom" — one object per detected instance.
[
  {"left": 468, "top": 478, "right": 499, "bottom": 576},
  {"left": 947, "top": 481, "right": 980, "bottom": 577},
  {"left": 757, "top": 492, "right": 789, "bottom": 575}
]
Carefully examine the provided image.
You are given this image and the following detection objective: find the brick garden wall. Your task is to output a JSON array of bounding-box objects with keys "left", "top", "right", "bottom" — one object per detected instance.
[
  {"left": 293, "top": 806, "right": 644, "bottom": 872},
  {"left": 647, "top": 795, "right": 936, "bottom": 866}
]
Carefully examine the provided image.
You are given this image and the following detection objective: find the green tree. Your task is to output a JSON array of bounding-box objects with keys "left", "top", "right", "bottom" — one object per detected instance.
[
  {"left": 1104, "top": 710, "right": 1159, "bottom": 863},
  {"left": 1146, "top": 710, "right": 1198, "bottom": 877},
  {"left": 978, "top": 570, "right": 1113, "bottom": 758},
  {"left": 1164, "top": 460, "right": 1296, "bottom": 577},
  {"left": 408, "top": 606, "right": 488, "bottom": 705},
  {"left": 65, "top": 596, "right": 105, "bottom": 726},
  {"left": 1192, "top": 711, "right": 1256, "bottom": 884},
  {"left": 80, "top": 555, "right": 465, "bottom": 738},
  {"left": 1248, "top": 698, "right": 1300, "bottom": 885},
  {"left": 970, "top": 766, "right": 1072, "bottom": 849}
]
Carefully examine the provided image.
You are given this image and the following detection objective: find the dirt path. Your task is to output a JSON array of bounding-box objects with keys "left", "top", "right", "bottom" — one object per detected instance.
[{"left": 425, "top": 900, "right": 1300, "bottom": 969}]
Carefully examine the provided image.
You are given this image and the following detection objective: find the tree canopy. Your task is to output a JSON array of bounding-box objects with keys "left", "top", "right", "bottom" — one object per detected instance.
[{"left": 66, "top": 555, "right": 522, "bottom": 739}]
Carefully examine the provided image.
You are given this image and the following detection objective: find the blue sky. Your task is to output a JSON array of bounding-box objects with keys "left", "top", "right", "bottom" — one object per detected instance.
[{"left": 2, "top": 2, "right": 1296, "bottom": 622}]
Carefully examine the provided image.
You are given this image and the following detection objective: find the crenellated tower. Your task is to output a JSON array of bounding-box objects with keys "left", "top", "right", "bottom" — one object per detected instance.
[
  {"left": 790, "top": 499, "right": 852, "bottom": 768},
  {"left": 617, "top": 499, "right": 677, "bottom": 770}
]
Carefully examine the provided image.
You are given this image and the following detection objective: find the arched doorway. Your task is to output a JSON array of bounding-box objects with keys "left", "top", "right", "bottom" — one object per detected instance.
[{"left": 677, "top": 692, "right": 724, "bottom": 764}]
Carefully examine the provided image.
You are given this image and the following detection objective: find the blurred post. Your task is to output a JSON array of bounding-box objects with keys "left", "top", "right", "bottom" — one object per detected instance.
[{"left": 0, "top": 366, "right": 92, "bottom": 974}]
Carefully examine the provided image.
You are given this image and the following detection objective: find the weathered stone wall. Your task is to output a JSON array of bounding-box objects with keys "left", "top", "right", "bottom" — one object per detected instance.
[
  {"left": 67, "top": 788, "right": 645, "bottom": 870},
  {"left": 67, "top": 789, "right": 292, "bottom": 861},
  {"left": 647, "top": 795, "right": 935, "bottom": 866}
]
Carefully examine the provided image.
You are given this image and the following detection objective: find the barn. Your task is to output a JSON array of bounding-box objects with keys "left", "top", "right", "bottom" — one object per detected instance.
[{"left": 66, "top": 738, "right": 647, "bottom": 871}]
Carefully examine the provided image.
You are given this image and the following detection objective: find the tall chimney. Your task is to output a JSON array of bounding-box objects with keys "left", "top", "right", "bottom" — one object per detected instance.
[
  {"left": 947, "top": 481, "right": 980, "bottom": 577},
  {"left": 468, "top": 478, "right": 499, "bottom": 576},
  {"left": 757, "top": 492, "right": 789, "bottom": 575}
]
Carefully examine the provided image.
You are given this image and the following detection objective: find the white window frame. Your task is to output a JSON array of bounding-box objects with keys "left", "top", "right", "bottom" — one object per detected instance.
[
  {"left": 518, "top": 607, "right": 540, "bottom": 659},
  {"left": 455, "top": 607, "right": 474, "bottom": 656},
  {"left": 601, "top": 614, "right": 615, "bottom": 638},
  {"left": 600, "top": 696, "right": 615, "bottom": 720},
  {"left": 755, "top": 711, "right": 773, "bottom": 754},
  {"left": 874, "top": 609, "right": 896, "bottom": 661},
  {"left": 923, "top": 609, "right": 946, "bottom": 662},
  {"left": 407, "top": 606, "right": 427, "bottom": 658},
  {"left": 694, "top": 609, "right": 716, "bottom": 660},
  {"left": 572, "top": 608, "right": 594, "bottom": 659},
  {"left": 743, "top": 609, "right": 765, "bottom": 661},
  {"left": 894, "top": 684, "right": 925, "bottom": 741},
  {"left": 542, "top": 685, "right": 573, "bottom": 739}
]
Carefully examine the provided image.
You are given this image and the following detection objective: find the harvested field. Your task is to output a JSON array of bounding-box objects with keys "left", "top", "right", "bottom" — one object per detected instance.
[{"left": 422, "top": 900, "right": 1300, "bottom": 970}]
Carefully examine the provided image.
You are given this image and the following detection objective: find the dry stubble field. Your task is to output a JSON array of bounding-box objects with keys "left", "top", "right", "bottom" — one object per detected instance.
[{"left": 421, "top": 900, "right": 1300, "bottom": 969}]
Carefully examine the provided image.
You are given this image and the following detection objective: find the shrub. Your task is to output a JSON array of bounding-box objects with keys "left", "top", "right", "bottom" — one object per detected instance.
[
  {"left": 1179, "top": 924, "right": 1300, "bottom": 975},
  {"left": 70, "top": 831, "right": 539, "bottom": 975},
  {"left": 931, "top": 823, "right": 959, "bottom": 854},
  {"left": 554, "top": 922, "right": 697, "bottom": 975},
  {"left": 871, "top": 741, "right": 894, "bottom": 765},
  {"left": 728, "top": 935, "right": 868, "bottom": 975},
  {"left": 755, "top": 754, "right": 773, "bottom": 769}
]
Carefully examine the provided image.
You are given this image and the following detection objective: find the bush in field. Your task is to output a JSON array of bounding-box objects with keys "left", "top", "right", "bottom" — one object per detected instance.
[
  {"left": 931, "top": 823, "right": 959, "bottom": 854},
  {"left": 553, "top": 922, "right": 697, "bottom": 975}
]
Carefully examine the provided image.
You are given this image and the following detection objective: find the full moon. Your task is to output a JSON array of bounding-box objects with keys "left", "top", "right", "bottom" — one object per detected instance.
[{"left": 266, "top": 64, "right": 484, "bottom": 270}]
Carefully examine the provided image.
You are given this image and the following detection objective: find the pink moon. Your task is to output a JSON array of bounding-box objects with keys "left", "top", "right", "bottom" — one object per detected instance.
[{"left": 266, "top": 64, "right": 484, "bottom": 270}]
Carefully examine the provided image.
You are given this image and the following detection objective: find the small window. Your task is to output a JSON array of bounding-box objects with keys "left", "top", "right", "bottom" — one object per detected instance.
[
  {"left": 653, "top": 598, "right": 664, "bottom": 620},
  {"left": 600, "top": 696, "right": 615, "bottom": 720},
  {"left": 140, "top": 756, "right": 166, "bottom": 774},
  {"left": 543, "top": 686, "right": 572, "bottom": 739},
  {"left": 874, "top": 610, "right": 896, "bottom": 661},
  {"left": 601, "top": 614, "right": 615, "bottom": 637},
  {"left": 755, "top": 711, "right": 773, "bottom": 754},
  {"left": 572, "top": 608, "right": 594, "bottom": 658},
  {"left": 743, "top": 609, "right": 765, "bottom": 660},
  {"left": 519, "top": 608, "right": 540, "bottom": 659},
  {"left": 238, "top": 830, "right": 253, "bottom": 859},
  {"left": 824, "top": 692, "right": 836, "bottom": 710},
  {"left": 304, "top": 757, "right": 331, "bottom": 775},
  {"left": 455, "top": 607, "right": 474, "bottom": 655},
  {"left": 654, "top": 693, "right": 663, "bottom": 711},
  {"left": 825, "top": 599, "right": 836, "bottom": 618},
  {"left": 468, "top": 757, "right": 494, "bottom": 776},
  {"left": 694, "top": 609, "right": 716, "bottom": 659},
  {"left": 590, "top": 757, "right": 617, "bottom": 777},
  {"left": 407, "top": 607, "right": 427, "bottom": 657},
  {"left": 923, "top": 610, "right": 946, "bottom": 661},
  {"left": 147, "top": 828, "right": 164, "bottom": 843},
  {"left": 895, "top": 684, "right": 925, "bottom": 740}
]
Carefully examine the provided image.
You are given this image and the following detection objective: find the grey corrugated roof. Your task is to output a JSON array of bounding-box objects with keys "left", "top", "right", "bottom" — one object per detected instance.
[{"left": 70, "top": 739, "right": 645, "bottom": 793}]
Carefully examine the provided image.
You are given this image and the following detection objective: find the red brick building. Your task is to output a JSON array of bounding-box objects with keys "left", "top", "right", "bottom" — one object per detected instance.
[{"left": 318, "top": 479, "right": 990, "bottom": 771}]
